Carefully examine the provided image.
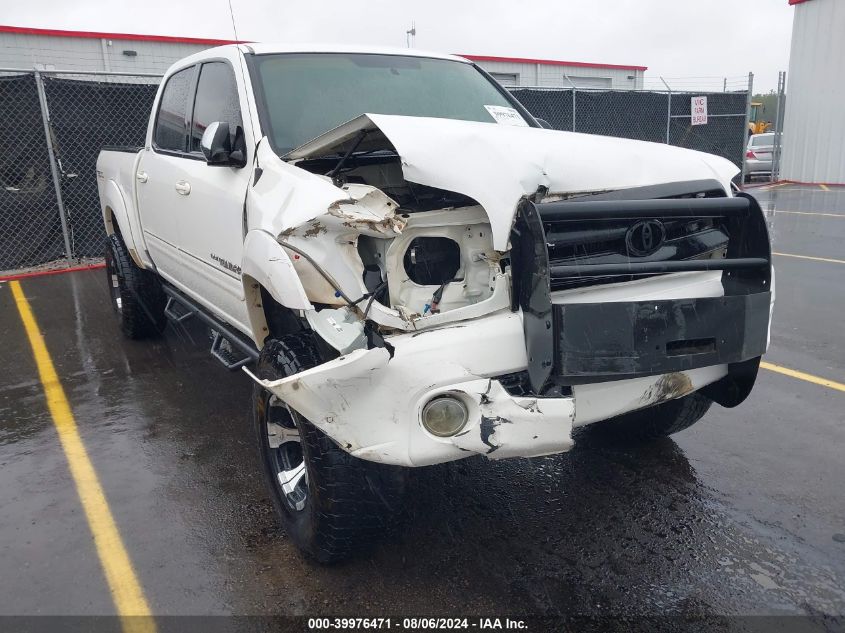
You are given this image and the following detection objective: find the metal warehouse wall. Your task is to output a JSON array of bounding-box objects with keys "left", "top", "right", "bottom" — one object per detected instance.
[
  {"left": 780, "top": 0, "right": 845, "bottom": 184},
  {"left": 0, "top": 32, "right": 208, "bottom": 74},
  {"left": 474, "top": 59, "right": 643, "bottom": 89}
]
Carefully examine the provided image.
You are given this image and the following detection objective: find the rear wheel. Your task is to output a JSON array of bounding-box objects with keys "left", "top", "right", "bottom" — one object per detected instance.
[
  {"left": 579, "top": 392, "right": 712, "bottom": 445},
  {"left": 253, "top": 333, "right": 406, "bottom": 563},
  {"left": 104, "top": 233, "right": 166, "bottom": 339}
]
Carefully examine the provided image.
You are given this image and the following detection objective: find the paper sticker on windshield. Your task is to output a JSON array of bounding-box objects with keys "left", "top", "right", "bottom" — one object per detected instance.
[{"left": 484, "top": 105, "right": 528, "bottom": 127}]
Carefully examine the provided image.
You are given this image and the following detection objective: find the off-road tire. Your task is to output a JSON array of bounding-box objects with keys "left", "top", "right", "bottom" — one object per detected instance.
[
  {"left": 579, "top": 393, "right": 713, "bottom": 445},
  {"left": 253, "top": 333, "right": 406, "bottom": 563},
  {"left": 104, "top": 232, "right": 166, "bottom": 339}
]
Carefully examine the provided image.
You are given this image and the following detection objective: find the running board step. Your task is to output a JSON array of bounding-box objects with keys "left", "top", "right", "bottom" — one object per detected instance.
[
  {"left": 210, "top": 330, "right": 252, "bottom": 370},
  {"left": 164, "top": 296, "right": 193, "bottom": 323},
  {"left": 162, "top": 285, "right": 259, "bottom": 371}
]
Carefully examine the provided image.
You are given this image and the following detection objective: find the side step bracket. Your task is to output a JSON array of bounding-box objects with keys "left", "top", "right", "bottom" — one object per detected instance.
[
  {"left": 162, "top": 285, "right": 259, "bottom": 371},
  {"left": 164, "top": 296, "right": 193, "bottom": 323}
]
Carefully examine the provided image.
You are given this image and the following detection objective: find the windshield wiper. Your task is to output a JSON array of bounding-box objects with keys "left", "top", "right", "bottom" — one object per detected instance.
[{"left": 327, "top": 130, "right": 368, "bottom": 186}]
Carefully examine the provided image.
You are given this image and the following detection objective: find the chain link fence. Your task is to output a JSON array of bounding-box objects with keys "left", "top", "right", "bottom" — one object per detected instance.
[
  {"left": 0, "top": 73, "right": 63, "bottom": 270},
  {"left": 1, "top": 68, "right": 754, "bottom": 274},
  {"left": 42, "top": 73, "right": 159, "bottom": 259},
  {"left": 507, "top": 84, "right": 750, "bottom": 169},
  {"left": 0, "top": 69, "right": 160, "bottom": 274}
]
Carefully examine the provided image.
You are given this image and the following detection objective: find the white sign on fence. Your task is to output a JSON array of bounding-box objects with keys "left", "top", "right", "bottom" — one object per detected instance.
[{"left": 691, "top": 96, "right": 708, "bottom": 126}]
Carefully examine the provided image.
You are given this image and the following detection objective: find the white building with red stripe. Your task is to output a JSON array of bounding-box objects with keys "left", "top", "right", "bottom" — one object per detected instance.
[
  {"left": 0, "top": 24, "right": 646, "bottom": 89},
  {"left": 462, "top": 55, "right": 645, "bottom": 90},
  {"left": 0, "top": 25, "right": 235, "bottom": 74}
]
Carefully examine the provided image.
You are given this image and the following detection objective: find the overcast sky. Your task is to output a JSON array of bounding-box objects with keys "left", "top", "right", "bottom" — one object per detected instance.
[{"left": 5, "top": 0, "right": 794, "bottom": 92}]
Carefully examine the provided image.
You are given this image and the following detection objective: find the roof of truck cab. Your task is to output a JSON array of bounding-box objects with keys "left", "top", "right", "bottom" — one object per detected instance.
[
  {"left": 240, "top": 43, "right": 468, "bottom": 63},
  {"left": 161, "top": 44, "right": 470, "bottom": 77},
  {"left": 162, "top": 44, "right": 471, "bottom": 75}
]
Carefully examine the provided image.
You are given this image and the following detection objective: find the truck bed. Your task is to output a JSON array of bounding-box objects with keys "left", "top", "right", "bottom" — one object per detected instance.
[{"left": 96, "top": 148, "right": 145, "bottom": 265}]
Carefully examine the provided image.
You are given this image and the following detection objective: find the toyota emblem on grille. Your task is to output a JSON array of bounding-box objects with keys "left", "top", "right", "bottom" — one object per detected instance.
[{"left": 625, "top": 219, "right": 666, "bottom": 257}]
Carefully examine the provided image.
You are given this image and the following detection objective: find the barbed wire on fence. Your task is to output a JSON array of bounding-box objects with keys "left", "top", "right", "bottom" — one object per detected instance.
[{"left": 641, "top": 75, "right": 751, "bottom": 93}]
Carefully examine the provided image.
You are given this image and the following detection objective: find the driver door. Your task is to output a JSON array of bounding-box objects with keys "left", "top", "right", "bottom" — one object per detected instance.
[{"left": 173, "top": 60, "right": 254, "bottom": 332}]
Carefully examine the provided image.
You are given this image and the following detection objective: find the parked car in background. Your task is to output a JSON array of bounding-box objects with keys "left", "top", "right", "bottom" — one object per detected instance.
[{"left": 746, "top": 133, "right": 775, "bottom": 181}]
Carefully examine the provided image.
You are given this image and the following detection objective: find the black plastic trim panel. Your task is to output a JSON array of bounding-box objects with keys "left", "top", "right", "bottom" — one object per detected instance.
[{"left": 554, "top": 293, "right": 771, "bottom": 384}]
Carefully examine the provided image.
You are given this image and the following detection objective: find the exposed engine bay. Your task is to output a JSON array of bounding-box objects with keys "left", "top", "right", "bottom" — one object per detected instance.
[{"left": 279, "top": 136, "right": 507, "bottom": 338}]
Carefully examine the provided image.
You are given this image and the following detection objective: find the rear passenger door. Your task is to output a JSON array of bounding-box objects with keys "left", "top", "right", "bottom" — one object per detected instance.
[
  {"left": 175, "top": 60, "right": 254, "bottom": 332},
  {"left": 136, "top": 65, "right": 197, "bottom": 278}
]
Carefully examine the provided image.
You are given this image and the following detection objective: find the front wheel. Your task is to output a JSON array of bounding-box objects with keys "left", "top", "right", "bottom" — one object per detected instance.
[
  {"left": 579, "top": 392, "right": 712, "bottom": 445},
  {"left": 253, "top": 333, "right": 406, "bottom": 563}
]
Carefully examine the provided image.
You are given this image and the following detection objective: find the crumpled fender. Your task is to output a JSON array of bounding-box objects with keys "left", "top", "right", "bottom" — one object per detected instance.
[
  {"left": 241, "top": 229, "right": 313, "bottom": 315},
  {"left": 248, "top": 139, "right": 351, "bottom": 238}
]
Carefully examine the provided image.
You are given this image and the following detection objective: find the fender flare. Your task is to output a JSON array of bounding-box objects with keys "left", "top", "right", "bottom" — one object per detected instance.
[
  {"left": 101, "top": 179, "right": 145, "bottom": 268},
  {"left": 241, "top": 230, "right": 313, "bottom": 345}
]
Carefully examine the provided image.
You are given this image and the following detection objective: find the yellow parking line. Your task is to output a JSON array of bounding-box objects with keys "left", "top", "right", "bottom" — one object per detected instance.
[
  {"left": 819, "top": 184, "right": 830, "bottom": 192},
  {"left": 775, "top": 210, "right": 844, "bottom": 218},
  {"left": 757, "top": 182, "right": 795, "bottom": 191},
  {"left": 10, "top": 281, "right": 155, "bottom": 633},
  {"left": 760, "top": 361, "right": 845, "bottom": 393},
  {"left": 772, "top": 251, "right": 845, "bottom": 265}
]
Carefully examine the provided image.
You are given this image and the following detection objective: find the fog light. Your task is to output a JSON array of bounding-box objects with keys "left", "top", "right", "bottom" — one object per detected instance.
[{"left": 422, "top": 396, "right": 468, "bottom": 437}]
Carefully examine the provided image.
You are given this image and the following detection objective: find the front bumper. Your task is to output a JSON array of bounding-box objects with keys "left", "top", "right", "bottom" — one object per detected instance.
[
  {"left": 247, "top": 307, "right": 741, "bottom": 467},
  {"left": 247, "top": 183, "right": 774, "bottom": 467}
]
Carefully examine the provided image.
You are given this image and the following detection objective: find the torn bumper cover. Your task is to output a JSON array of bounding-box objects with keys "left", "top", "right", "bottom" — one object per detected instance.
[
  {"left": 247, "top": 310, "right": 735, "bottom": 467},
  {"left": 246, "top": 183, "right": 772, "bottom": 467}
]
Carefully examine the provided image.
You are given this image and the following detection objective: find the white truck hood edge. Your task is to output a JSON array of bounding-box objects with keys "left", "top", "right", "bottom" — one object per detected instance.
[{"left": 288, "top": 114, "right": 740, "bottom": 250}]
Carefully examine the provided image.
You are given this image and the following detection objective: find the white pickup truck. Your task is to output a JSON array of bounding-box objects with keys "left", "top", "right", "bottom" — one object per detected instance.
[{"left": 97, "top": 44, "right": 773, "bottom": 562}]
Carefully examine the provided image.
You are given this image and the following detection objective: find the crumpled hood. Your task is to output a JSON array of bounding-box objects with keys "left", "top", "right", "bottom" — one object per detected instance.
[{"left": 288, "top": 113, "right": 740, "bottom": 250}]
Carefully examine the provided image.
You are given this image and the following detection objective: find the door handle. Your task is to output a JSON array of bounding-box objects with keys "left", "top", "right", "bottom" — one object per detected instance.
[
  {"left": 136, "top": 171, "right": 148, "bottom": 183},
  {"left": 174, "top": 180, "right": 191, "bottom": 196}
]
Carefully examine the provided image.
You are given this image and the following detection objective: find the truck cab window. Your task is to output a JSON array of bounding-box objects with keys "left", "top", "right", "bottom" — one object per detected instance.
[
  {"left": 153, "top": 66, "right": 196, "bottom": 152},
  {"left": 190, "top": 62, "right": 243, "bottom": 154}
]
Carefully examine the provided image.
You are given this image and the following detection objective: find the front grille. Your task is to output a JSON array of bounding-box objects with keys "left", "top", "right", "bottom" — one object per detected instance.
[
  {"left": 546, "top": 216, "right": 728, "bottom": 291},
  {"left": 510, "top": 178, "right": 773, "bottom": 393},
  {"left": 541, "top": 186, "right": 730, "bottom": 291}
]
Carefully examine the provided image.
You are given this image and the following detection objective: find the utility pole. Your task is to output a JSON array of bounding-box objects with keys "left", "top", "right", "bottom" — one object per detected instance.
[
  {"left": 406, "top": 21, "right": 416, "bottom": 48},
  {"left": 660, "top": 77, "right": 672, "bottom": 144},
  {"left": 740, "top": 72, "right": 754, "bottom": 185}
]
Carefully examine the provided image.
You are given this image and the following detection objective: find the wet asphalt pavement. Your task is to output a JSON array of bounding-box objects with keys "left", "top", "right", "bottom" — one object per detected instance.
[{"left": 0, "top": 184, "right": 843, "bottom": 624}]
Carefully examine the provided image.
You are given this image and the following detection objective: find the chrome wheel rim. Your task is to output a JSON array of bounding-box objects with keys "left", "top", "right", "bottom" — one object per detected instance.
[{"left": 266, "top": 395, "right": 307, "bottom": 512}]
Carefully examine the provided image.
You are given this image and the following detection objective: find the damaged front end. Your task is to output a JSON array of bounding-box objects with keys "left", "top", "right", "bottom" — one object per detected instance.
[
  {"left": 249, "top": 116, "right": 513, "bottom": 341},
  {"left": 512, "top": 180, "right": 773, "bottom": 405},
  {"left": 244, "top": 115, "right": 772, "bottom": 467}
]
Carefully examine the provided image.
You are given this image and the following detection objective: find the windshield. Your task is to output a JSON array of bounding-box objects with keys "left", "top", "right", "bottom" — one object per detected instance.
[{"left": 249, "top": 53, "right": 528, "bottom": 154}]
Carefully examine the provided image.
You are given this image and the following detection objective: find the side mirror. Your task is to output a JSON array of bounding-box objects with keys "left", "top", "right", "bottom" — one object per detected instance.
[
  {"left": 536, "top": 118, "right": 552, "bottom": 129},
  {"left": 200, "top": 121, "right": 246, "bottom": 167}
]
